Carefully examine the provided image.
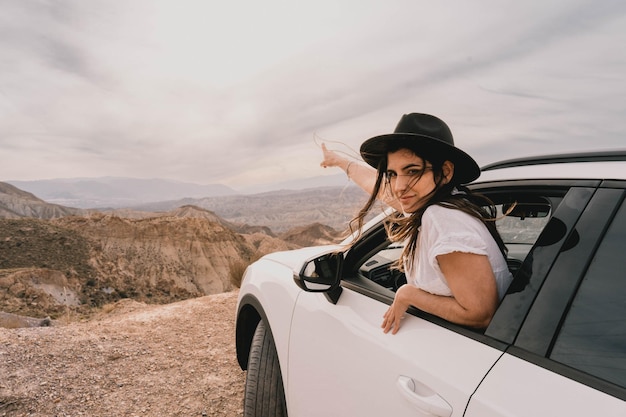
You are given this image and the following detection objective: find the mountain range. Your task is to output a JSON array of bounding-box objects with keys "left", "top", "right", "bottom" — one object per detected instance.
[
  {"left": 0, "top": 177, "right": 372, "bottom": 323},
  {"left": 4, "top": 176, "right": 370, "bottom": 233},
  {"left": 0, "top": 182, "right": 84, "bottom": 219},
  {"left": 6, "top": 177, "right": 237, "bottom": 209},
  {"left": 6, "top": 173, "right": 352, "bottom": 209}
]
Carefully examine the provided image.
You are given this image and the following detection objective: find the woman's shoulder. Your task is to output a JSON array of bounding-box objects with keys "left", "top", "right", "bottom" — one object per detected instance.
[
  {"left": 422, "top": 204, "right": 483, "bottom": 228},
  {"left": 423, "top": 203, "right": 472, "bottom": 218}
]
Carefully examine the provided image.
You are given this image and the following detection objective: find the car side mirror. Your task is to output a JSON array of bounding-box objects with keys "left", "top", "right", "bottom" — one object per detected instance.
[{"left": 294, "top": 252, "right": 343, "bottom": 303}]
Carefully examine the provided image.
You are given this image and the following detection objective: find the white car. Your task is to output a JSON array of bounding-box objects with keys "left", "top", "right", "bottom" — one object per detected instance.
[{"left": 235, "top": 151, "right": 626, "bottom": 417}]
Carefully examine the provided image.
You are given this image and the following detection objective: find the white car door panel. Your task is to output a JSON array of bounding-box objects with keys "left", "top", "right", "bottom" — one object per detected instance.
[
  {"left": 288, "top": 288, "right": 504, "bottom": 417},
  {"left": 466, "top": 353, "right": 626, "bottom": 417}
]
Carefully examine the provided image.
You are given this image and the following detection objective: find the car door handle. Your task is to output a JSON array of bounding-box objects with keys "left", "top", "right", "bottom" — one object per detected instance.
[{"left": 396, "top": 376, "right": 452, "bottom": 417}]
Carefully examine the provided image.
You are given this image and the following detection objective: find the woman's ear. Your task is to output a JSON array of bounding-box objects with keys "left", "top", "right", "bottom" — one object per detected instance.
[{"left": 442, "top": 161, "right": 455, "bottom": 184}]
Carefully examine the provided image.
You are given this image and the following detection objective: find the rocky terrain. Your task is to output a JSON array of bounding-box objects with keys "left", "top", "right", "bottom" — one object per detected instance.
[
  {"left": 0, "top": 181, "right": 352, "bottom": 322},
  {"left": 0, "top": 209, "right": 345, "bottom": 322},
  {"left": 0, "top": 291, "right": 245, "bottom": 416}
]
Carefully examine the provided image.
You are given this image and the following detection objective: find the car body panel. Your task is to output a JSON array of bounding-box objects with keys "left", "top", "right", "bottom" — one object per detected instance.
[
  {"left": 236, "top": 256, "right": 302, "bottom": 386},
  {"left": 261, "top": 245, "right": 342, "bottom": 271},
  {"left": 236, "top": 245, "right": 346, "bottom": 390},
  {"left": 288, "top": 288, "right": 505, "bottom": 417},
  {"left": 476, "top": 160, "right": 626, "bottom": 184},
  {"left": 466, "top": 353, "right": 626, "bottom": 417}
]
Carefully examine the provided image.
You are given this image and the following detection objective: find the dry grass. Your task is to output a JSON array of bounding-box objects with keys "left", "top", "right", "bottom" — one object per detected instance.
[{"left": 228, "top": 253, "right": 263, "bottom": 288}]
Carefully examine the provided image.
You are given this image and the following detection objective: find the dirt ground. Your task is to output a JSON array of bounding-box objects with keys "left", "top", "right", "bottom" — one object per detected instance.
[{"left": 0, "top": 291, "right": 246, "bottom": 416}]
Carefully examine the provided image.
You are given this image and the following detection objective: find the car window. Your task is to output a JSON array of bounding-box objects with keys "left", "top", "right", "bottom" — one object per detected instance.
[
  {"left": 357, "top": 193, "right": 556, "bottom": 292},
  {"left": 495, "top": 203, "right": 550, "bottom": 245},
  {"left": 549, "top": 197, "right": 626, "bottom": 389},
  {"left": 358, "top": 242, "right": 406, "bottom": 292}
]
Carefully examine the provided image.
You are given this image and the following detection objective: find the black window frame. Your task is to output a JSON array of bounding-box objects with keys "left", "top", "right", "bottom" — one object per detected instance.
[{"left": 484, "top": 183, "right": 599, "bottom": 343}]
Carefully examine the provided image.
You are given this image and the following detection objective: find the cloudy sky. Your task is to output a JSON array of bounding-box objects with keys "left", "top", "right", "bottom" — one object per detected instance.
[{"left": 1, "top": 0, "right": 625, "bottom": 191}]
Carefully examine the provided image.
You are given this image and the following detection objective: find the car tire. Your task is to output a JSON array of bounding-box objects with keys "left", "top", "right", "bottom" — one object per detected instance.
[{"left": 244, "top": 320, "right": 287, "bottom": 417}]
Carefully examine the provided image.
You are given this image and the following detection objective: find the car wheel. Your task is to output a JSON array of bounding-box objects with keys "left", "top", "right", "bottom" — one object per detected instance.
[{"left": 244, "top": 320, "right": 287, "bottom": 417}]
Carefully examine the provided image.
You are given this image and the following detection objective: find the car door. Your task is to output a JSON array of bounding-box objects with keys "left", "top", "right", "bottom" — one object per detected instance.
[
  {"left": 288, "top": 285, "right": 506, "bottom": 417},
  {"left": 466, "top": 184, "right": 626, "bottom": 416}
]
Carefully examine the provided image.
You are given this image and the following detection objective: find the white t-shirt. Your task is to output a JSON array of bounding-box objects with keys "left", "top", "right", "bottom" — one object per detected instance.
[{"left": 404, "top": 204, "right": 513, "bottom": 300}]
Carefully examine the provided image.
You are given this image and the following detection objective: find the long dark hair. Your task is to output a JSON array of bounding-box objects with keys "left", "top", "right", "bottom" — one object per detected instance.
[{"left": 349, "top": 148, "right": 507, "bottom": 271}]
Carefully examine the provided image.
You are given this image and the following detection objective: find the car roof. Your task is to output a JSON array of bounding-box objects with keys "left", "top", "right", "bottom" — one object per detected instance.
[{"left": 475, "top": 150, "right": 626, "bottom": 183}]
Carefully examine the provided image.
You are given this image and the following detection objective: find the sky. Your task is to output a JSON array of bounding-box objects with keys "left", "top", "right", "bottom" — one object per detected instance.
[{"left": 1, "top": 0, "right": 625, "bottom": 191}]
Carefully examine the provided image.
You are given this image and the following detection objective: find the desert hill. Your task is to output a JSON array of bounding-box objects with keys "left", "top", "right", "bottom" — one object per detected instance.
[
  {"left": 0, "top": 210, "right": 343, "bottom": 326},
  {"left": 0, "top": 182, "right": 347, "bottom": 323},
  {"left": 130, "top": 185, "right": 369, "bottom": 233},
  {"left": 0, "top": 207, "right": 300, "bottom": 320},
  {"left": 0, "top": 182, "right": 86, "bottom": 219},
  {"left": 280, "top": 222, "right": 349, "bottom": 247}
]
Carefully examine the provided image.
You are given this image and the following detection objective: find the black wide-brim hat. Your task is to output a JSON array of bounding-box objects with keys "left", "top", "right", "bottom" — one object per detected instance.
[{"left": 360, "top": 113, "right": 480, "bottom": 185}]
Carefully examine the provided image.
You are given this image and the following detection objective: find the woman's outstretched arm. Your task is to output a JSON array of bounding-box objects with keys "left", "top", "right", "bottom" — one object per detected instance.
[{"left": 320, "top": 143, "right": 400, "bottom": 210}]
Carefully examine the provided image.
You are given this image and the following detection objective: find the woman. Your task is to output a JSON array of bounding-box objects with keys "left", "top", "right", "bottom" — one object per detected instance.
[{"left": 320, "top": 113, "right": 512, "bottom": 334}]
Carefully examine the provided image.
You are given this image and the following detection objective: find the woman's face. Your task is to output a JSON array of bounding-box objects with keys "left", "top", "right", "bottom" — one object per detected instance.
[{"left": 385, "top": 149, "right": 453, "bottom": 213}]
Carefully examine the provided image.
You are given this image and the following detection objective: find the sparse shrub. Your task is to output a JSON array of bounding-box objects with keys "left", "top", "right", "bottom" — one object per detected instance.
[
  {"left": 228, "top": 253, "right": 262, "bottom": 289},
  {"left": 101, "top": 303, "right": 117, "bottom": 314}
]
